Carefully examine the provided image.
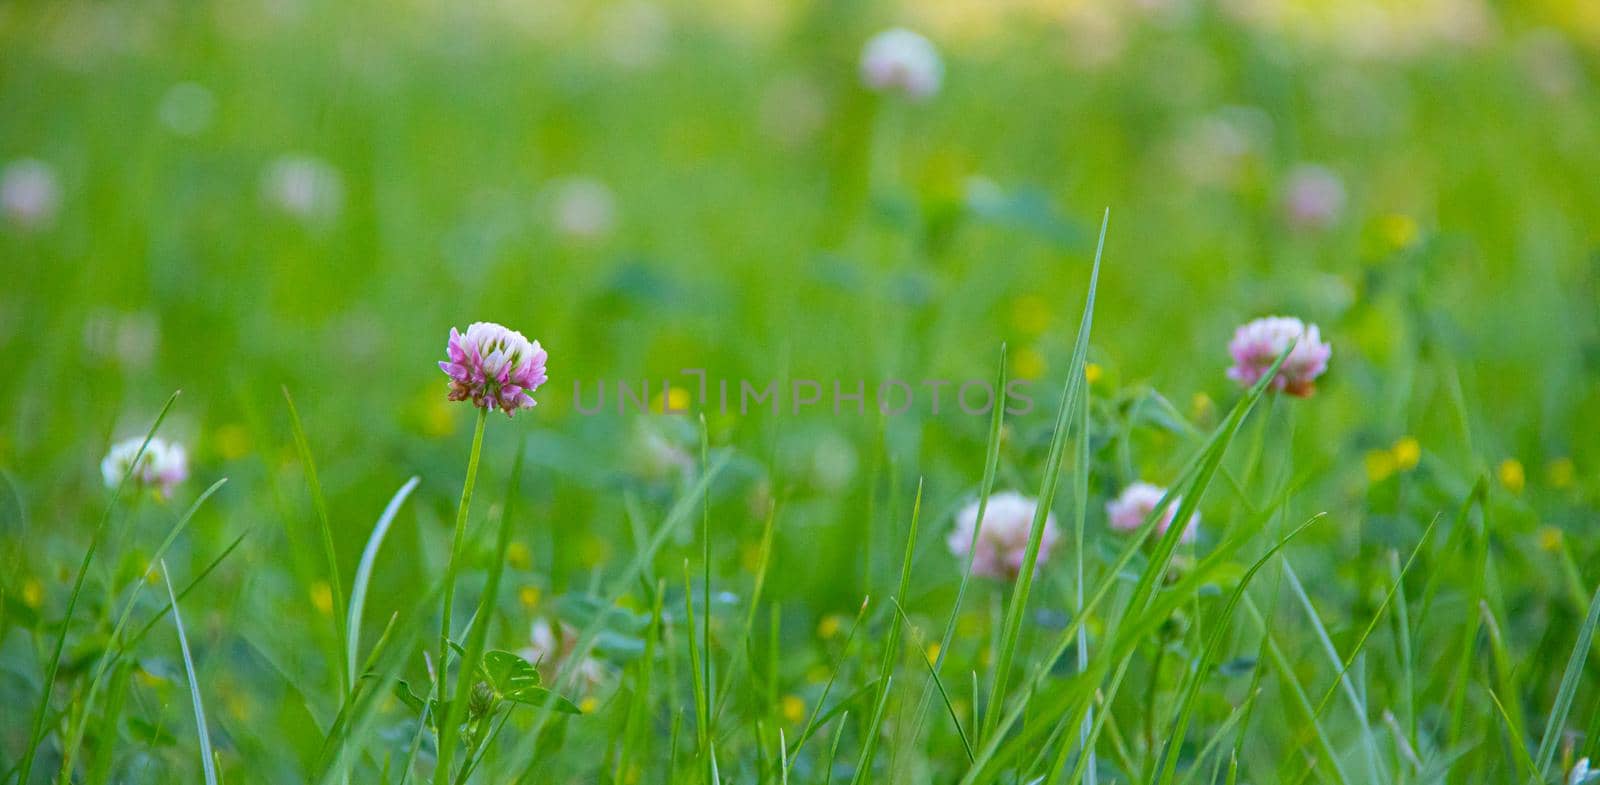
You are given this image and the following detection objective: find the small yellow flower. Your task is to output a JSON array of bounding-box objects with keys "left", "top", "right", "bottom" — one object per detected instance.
[
  {"left": 1391, "top": 437, "right": 1421, "bottom": 472},
  {"left": 805, "top": 665, "right": 830, "bottom": 684},
  {"left": 1083, "top": 362, "right": 1103, "bottom": 385},
  {"left": 421, "top": 392, "right": 456, "bottom": 438},
  {"left": 579, "top": 535, "right": 609, "bottom": 567},
  {"left": 1377, "top": 213, "right": 1419, "bottom": 250},
  {"left": 1191, "top": 392, "right": 1214, "bottom": 421},
  {"left": 1013, "top": 347, "right": 1046, "bottom": 381},
  {"left": 134, "top": 666, "right": 167, "bottom": 687},
  {"left": 1538, "top": 526, "right": 1564, "bottom": 553},
  {"left": 214, "top": 424, "right": 251, "bottom": 461},
  {"left": 1546, "top": 458, "right": 1576, "bottom": 489},
  {"left": 924, "top": 642, "right": 942, "bottom": 663},
  {"left": 780, "top": 694, "right": 806, "bottom": 724},
  {"left": 579, "top": 696, "right": 600, "bottom": 714},
  {"left": 21, "top": 577, "right": 43, "bottom": 609},
  {"left": 817, "top": 614, "right": 844, "bottom": 640},
  {"left": 1499, "top": 459, "right": 1525, "bottom": 494},
  {"left": 1364, "top": 449, "right": 1397, "bottom": 483},
  {"left": 1010, "top": 295, "right": 1052, "bottom": 336},
  {"left": 518, "top": 586, "right": 541, "bottom": 609},
  {"left": 507, "top": 541, "right": 532, "bottom": 570},
  {"left": 310, "top": 581, "right": 333, "bottom": 614},
  {"left": 653, "top": 386, "right": 693, "bottom": 415},
  {"left": 740, "top": 542, "right": 764, "bottom": 573}
]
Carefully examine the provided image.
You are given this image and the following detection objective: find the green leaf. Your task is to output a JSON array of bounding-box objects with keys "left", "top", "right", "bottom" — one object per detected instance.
[{"left": 481, "top": 649, "right": 542, "bottom": 695}]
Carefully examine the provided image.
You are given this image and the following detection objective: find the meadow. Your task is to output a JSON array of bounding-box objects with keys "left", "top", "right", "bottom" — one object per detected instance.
[{"left": 3, "top": 0, "right": 1600, "bottom": 783}]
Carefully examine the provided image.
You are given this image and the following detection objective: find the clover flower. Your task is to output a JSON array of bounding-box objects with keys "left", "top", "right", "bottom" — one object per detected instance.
[
  {"left": 1282, "top": 164, "right": 1346, "bottom": 231},
  {"left": 1107, "top": 482, "right": 1198, "bottom": 543},
  {"left": 262, "top": 154, "right": 343, "bottom": 222},
  {"left": 946, "top": 491, "right": 1060, "bottom": 580},
  {"left": 860, "top": 28, "right": 942, "bottom": 101},
  {"left": 439, "top": 322, "right": 549, "bottom": 416},
  {"left": 520, "top": 618, "right": 606, "bottom": 692},
  {"left": 546, "top": 177, "right": 616, "bottom": 241},
  {"left": 100, "top": 436, "right": 189, "bottom": 497},
  {"left": 2, "top": 159, "right": 61, "bottom": 231},
  {"left": 1226, "top": 316, "right": 1331, "bottom": 397}
]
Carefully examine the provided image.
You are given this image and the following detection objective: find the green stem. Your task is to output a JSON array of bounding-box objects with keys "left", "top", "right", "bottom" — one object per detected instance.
[{"left": 433, "top": 407, "right": 488, "bottom": 785}]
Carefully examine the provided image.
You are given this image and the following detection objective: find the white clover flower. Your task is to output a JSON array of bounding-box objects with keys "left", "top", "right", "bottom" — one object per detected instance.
[
  {"left": 2, "top": 159, "right": 61, "bottom": 231},
  {"left": 101, "top": 436, "right": 189, "bottom": 497},
  {"left": 262, "top": 154, "right": 344, "bottom": 223},
  {"left": 520, "top": 618, "right": 607, "bottom": 692},
  {"left": 1282, "top": 164, "right": 1346, "bottom": 231},
  {"left": 1106, "top": 482, "right": 1198, "bottom": 543},
  {"left": 860, "top": 28, "right": 942, "bottom": 101},
  {"left": 947, "top": 491, "right": 1060, "bottom": 581},
  {"left": 546, "top": 178, "right": 616, "bottom": 242}
]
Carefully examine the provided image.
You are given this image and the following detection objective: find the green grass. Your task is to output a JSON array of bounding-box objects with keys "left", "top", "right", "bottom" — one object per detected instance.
[{"left": 4, "top": 1, "right": 1600, "bottom": 783}]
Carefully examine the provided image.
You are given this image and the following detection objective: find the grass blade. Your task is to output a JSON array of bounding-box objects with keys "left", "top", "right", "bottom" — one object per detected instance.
[
  {"left": 161, "top": 558, "right": 219, "bottom": 785},
  {"left": 1532, "top": 580, "right": 1600, "bottom": 781},
  {"left": 982, "top": 208, "right": 1107, "bottom": 745},
  {"left": 284, "top": 386, "right": 351, "bottom": 697},
  {"left": 348, "top": 476, "right": 420, "bottom": 685},
  {"left": 18, "top": 389, "right": 180, "bottom": 785}
]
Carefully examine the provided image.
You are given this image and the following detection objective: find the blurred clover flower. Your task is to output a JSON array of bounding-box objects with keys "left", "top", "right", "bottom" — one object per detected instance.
[
  {"left": 100, "top": 436, "right": 189, "bottom": 497},
  {"left": 1, "top": 159, "right": 61, "bottom": 231},
  {"left": 1282, "top": 164, "right": 1346, "bottom": 231},
  {"left": 1226, "top": 316, "right": 1332, "bottom": 397},
  {"left": 519, "top": 618, "right": 607, "bottom": 692},
  {"left": 546, "top": 177, "right": 616, "bottom": 242},
  {"left": 439, "top": 322, "right": 549, "bottom": 417},
  {"left": 860, "top": 28, "right": 942, "bottom": 101},
  {"left": 946, "top": 491, "right": 1060, "bottom": 581},
  {"left": 1106, "top": 482, "right": 1198, "bottom": 543},
  {"left": 261, "top": 154, "right": 344, "bottom": 223}
]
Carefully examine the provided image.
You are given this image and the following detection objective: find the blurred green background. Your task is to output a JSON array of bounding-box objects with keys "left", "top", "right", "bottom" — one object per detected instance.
[{"left": 3, "top": 0, "right": 1600, "bottom": 781}]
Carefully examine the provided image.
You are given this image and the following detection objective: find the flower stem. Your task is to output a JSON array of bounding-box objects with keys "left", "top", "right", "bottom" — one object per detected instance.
[{"left": 434, "top": 406, "right": 488, "bottom": 785}]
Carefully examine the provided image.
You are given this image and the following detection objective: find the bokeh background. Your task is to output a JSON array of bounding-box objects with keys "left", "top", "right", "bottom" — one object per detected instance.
[{"left": 3, "top": 0, "right": 1600, "bottom": 781}]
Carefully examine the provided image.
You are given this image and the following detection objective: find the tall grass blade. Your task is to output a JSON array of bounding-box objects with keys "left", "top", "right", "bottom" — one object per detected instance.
[
  {"left": 1532, "top": 580, "right": 1600, "bottom": 782},
  {"left": 981, "top": 208, "right": 1107, "bottom": 745},
  {"left": 162, "top": 559, "right": 219, "bottom": 785},
  {"left": 59, "top": 478, "right": 228, "bottom": 780},
  {"left": 18, "top": 389, "right": 180, "bottom": 785},
  {"left": 348, "top": 476, "right": 420, "bottom": 684},
  {"left": 284, "top": 386, "right": 351, "bottom": 698}
]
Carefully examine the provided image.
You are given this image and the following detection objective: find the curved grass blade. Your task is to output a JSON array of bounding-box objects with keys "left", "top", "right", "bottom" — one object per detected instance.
[
  {"left": 1532, "top": 580, "right": 1600, "bottom": 782},
  {"left": 348, "top": 476, "right": 420, "bottom": 685},
  {"left": 161, "top": 558, "right": 218, "bottom": 785},
  {"left": 59, "top": 478, "right": 228, "bottom": 779},
  {"left": 1154, "top": 515, "right": 1325, "bottom": 785},
  {"left": 284, "top": 386, "right": 350, "bottom": 698}
]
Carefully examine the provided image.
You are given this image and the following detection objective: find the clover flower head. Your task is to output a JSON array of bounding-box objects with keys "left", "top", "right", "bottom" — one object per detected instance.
[
  {"left": 1106, "top": 482, "right": 1198, "bottom": 543},
  {"left": 520, "top": 618, "right": 607, "bottom": 691},
  {"left": 547, "top": 177, "right": 616, "bottom": 241},
  {"left": 101, "top": 436, "right": 189, "bottom": 497},
  {"left": 2, "top": 159, "right": 61, "bottom": 231},
  {"left": 262, "top": 154, "right": 343, "bottom": 222},
  {"left": 439, "top": 322, "right": 549, "bottom": 416},
  {"left": 860, "top": 28, "right": 942, "bottom": 101},
  {"left": 1282, "top": 164, "right": 1345, "bottom": 231},
  {"left": 947, "top": 491, "right": 1060, "bottom": 581},
  {"left": 1227, "top": 316, "right": 1332, "bottom": 397}
]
